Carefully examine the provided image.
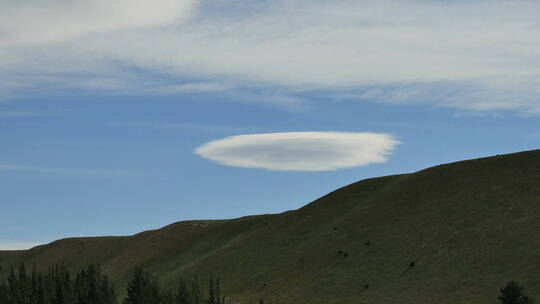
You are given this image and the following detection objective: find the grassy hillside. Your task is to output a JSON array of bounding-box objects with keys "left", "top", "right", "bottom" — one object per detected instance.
[{"left": 2, "top": 149, "right": 540, "bottom": 303}]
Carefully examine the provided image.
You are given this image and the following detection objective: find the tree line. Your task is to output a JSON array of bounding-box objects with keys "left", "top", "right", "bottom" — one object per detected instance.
[
  {"left": 1, "top": 263, "right": 536, "bottom": 304},
  {"left": 0, "top": 264, "right": 224, "bottom": 304}
]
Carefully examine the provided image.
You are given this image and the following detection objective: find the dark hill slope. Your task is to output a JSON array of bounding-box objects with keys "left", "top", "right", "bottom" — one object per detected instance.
[{"left": 2, "top": 149, "right": 540, "bottom": 303}]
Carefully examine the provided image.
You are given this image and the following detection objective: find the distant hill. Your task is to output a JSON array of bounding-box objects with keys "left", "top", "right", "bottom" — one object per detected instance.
[{"left": 2, "top": 149, "right": 540, "bottom": 304}]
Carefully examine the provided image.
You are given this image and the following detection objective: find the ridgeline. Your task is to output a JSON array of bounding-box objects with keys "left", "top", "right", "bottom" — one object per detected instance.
[{"left": 2, "top": 149, "right": 540, "bottom": 304}]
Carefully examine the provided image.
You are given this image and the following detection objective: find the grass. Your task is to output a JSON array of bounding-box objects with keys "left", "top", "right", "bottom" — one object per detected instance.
[{"left": 2, "top": 149, "right": 540, "bottom": 303}]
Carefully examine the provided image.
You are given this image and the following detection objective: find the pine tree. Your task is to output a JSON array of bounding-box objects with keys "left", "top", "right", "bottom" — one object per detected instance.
[
  {"left": 161, "top": 290, "right": 175, "bottom": 304},
  {"left": 86, "top": 264, "right": 99, "bottom": 304},
  {"left": 192, "top": 276, "right": 202, "bottom": 304},
  {"left": 36, "top": 275, "right": 45, "bottom": 304},
  {"left": 62, "top": 267, "right": 72, "bottom": 304},
  {"left": 175, "top": 277, "right": 191, "bottom": 304},
  {"left": 18, "top": 264, "right": 28, "bottom": 304},
  {"left": 53, "top": 277, "right": 66, "bottom": 304},
  {"left": 0, "top": 264, "right": 229, "bottom": 304},
  {"left": 215, "top": 279, "right": 222, "bottom": 304},
  {"left": 30, "top": 264, "right": 38, "bottom": 304},
  {"left": 499, "top": 281, "right": 535, "bottom": 304},
  {"left": 72, "top": 264, "right": 116, "bottom": 304},
  {"left": 0, "top": 279, "right": 8, "bottom": 304},
  {"left": 207, "top": 277, "right": 216, "bottom": 304},
  {"left": 98, "top": 271, "right": 117, "bottom": 304},
  {"left": 123, "top": 267, "right": 162, "bottom": 304},
  {"left": 8, "top": 266, "right": 20, "bottom": 304},
  {"left": 0, "top": 263, "right": 119, "bottom": 304}
]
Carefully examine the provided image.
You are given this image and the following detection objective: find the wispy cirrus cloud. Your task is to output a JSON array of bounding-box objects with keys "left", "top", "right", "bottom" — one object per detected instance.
[
  {"left": 1, "top": 0, "right": 540, "bottom": 113},
  {"left": 113, "top": 121, "right": 252, "bottom": 134},
  {"left": 0, "top": 111, "right": 43, "bottom": 118},
  {"left": 195, "top": 132, "right": 399, "bottom": 171},
  {"left": 0, "top": 0, "right": 198, "bottom": 46},
  {"left": 0, "top": 164, "right": 145, "bottom": 178}
]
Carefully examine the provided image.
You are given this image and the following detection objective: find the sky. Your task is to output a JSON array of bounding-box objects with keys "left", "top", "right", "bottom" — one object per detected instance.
[{"left": 1, "top": 0, "right": 540, "bottom": 250}]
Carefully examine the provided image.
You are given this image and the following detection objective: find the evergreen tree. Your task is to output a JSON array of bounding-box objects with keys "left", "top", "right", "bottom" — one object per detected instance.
[
  {"left": 8, "top": 266, "right": 20, "bottom": 304},
  {"left": 174, "top": 277, "right": 191, "bottom": 304},
  {"left": 62, "top": 267, "right": 72, "bottom": 304},
  {"left": 18, "top": 264, "right": 28, "bottom": 304},
  {"left": 207, "top": 277, "right": 216, "bottom": 304},
  {"left": 0, "top": 279, "right": 8, "bottom": 304},
  {"left": 191, "top": 276, "right": 202, "bottom": 304},
  {"left": 215, "top": 279, "right": 222, "bottom": 304},
  {"left": 123, "top": 267, "right": 162, "bottom": 304},
  {"left": 0, "top": 263, "right": 116, "bottom": 304},
  {"left": 0, "top": 263, "right": 226, "bottom": 304},
  {"left": 161, "top": 290, "right": 175, "bottom": 304},
  {"left": 36, "top": 275, "right": 45, "bottom": 304},
  {"left": 98, "top": 272, "right": 117, "bottom": 304},
  {"left": 74, "top": 264, "right": 116, "bottom": 304},
  {"left": 30, "top": 264, "right": 38, "bottom": 304},
  {"left": 53, "top": 277, "right": 66, "bottom": 304},
  {"left": 499, "top": 281, "right": 535, "bottom": 304}
]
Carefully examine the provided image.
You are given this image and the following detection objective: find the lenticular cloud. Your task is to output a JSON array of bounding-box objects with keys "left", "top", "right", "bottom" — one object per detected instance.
[{"left": 195, "top": 132, "right": 399, "bottom": 171}]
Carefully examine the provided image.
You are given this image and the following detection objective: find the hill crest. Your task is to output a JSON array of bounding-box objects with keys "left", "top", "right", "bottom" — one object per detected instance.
[{"left": 2, "top": 148, "right": 540, "bottom": 304}]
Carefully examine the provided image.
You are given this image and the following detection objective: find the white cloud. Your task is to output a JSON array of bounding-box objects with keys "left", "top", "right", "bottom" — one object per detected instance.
[
  {"left": 0, "top": 164, "right": 145, "bottom": 178},
  {"left": 2, "top": 0, "right": 540, "bottom": 113},
  {"left": 195, "top": 132, "right": 399, "bottom": 171},
  {"left": 0, "top": 242, "right": 43, "bottom": 250},
  {"left": 0, "top": 0, "right": 197, "bottom": 46}
]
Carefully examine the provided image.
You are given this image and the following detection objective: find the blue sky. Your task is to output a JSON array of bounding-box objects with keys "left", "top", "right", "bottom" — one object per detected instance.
[{"left": 1, "top": 0, "right": 540, "bottom": 249}]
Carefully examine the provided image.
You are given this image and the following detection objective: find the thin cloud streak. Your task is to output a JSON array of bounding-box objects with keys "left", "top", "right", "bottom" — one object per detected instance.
[
  {"left": 113, "top": 121, "right": 252, "bottom": 134},
  {"left": 0, "top": 0, "right": 198, "bottom": 46},
  {"left": 0, "top": 111, "right": 43, "bottom": 118},
  {"left": 0, "top": 164, "right": 145, "bottom": 178},
  {"left": 1, "top": 0, "right": 540, "bottom": 113}
]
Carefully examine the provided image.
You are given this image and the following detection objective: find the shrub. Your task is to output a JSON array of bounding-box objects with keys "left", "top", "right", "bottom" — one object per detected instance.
[{"left": 498, "top": 280, "right": 534, "bottom": 304}]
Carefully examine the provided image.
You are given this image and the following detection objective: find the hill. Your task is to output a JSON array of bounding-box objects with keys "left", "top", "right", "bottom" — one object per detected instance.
[{"left": 2, "top": 149, "right": 540, "bottom": 303}]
